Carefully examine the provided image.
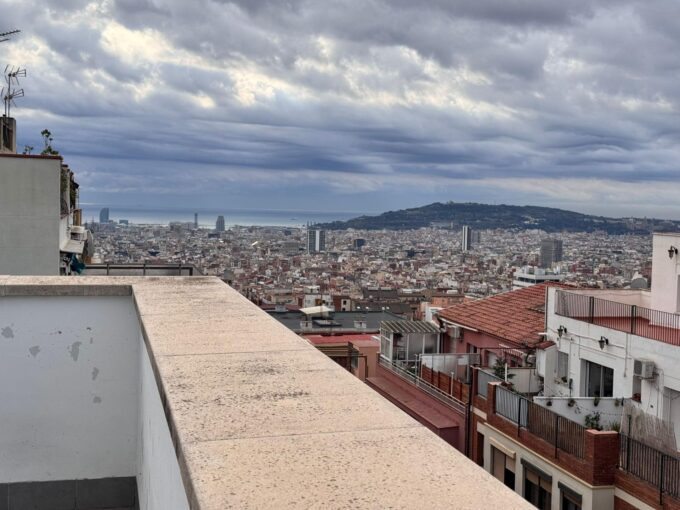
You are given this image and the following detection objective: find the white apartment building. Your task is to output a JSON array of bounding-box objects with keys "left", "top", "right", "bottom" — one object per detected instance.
[
  {"left": 0, "top": 121, "right": 91, "bottom": 275},
  {"left": 513, "top": 266, "right": 565, "bottom": 290},
  {"left": 542, "top": 232, "right": 680, "bottom": 443}
]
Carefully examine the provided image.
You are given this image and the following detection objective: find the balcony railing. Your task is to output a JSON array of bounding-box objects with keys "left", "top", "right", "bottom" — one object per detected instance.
[
  {"left": 495, "top": 385, "right": 586, "bottom": 459},
  {"left": 619, "top": 434, "right": 680, "bottom": 502},
  {"left": 83, "top": 263, "right": 199, "bottom": 276},
  {"left": 555, "top": 290, "right": 680, "bottom": 346},
  {"left": 378, "top": 357, "right": 466, "bottom": 414}
]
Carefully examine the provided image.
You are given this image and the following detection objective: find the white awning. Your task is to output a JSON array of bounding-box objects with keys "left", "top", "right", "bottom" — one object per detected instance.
[
  {"left": 300, "top": 305, "right": 333, "bottom": 315},
  {"left": 60, "top": 239, "right": 85, "bottom": 255}
]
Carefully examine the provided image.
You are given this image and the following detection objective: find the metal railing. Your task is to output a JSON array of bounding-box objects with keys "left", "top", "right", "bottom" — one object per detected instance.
[
  {"left": 495, "top": 386, "right": 586, "bottom": 459},
  {"left": 84, "top": 263, "right": 198, "bottom": 276},
  {"left": 619, "top": 434, "right": 680, "bottom": 502},
  {"left": 556, "top": 290, "right": 680, "bottom": 346},
  {"left": 378, "top": 357, "right": 466, "bottom": 414}
]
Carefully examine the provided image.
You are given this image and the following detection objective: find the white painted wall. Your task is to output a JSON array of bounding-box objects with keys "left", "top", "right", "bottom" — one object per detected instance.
[
  {"left": 0, "top": 156, "right": 61, "bottom": 275},
  {"left": 533, "top": 397, "right": 623, "bottom": 429},
  {"left": 0, "top": 296, "right": 140, "bottom": 482},
  {"left": 137, "top": 339, "right": 190, "bottom": 510},
  {"left": 651, "top": 232, "right": 680, "bottom": 313},
  {"left": 0, "top": 295, "right": 191, "bottom": 508}
]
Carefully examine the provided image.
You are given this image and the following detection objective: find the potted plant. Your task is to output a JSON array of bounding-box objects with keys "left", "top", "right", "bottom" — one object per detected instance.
[{"left": 584, "top": 412, "right": 602, "bottom": 430}]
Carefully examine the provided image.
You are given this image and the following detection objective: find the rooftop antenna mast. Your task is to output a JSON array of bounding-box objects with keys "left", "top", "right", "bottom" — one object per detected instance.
[
  {"left": 1, "top": 29, "right": 24, "bottom": 117},
  {"left": 0, "top": 29, "right": 20, "bottom": 43},
  {"left": 2, "top": 65, "right": 26, "bottom": 117}
]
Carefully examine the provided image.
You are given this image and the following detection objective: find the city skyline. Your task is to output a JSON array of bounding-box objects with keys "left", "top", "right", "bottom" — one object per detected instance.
[{"left": 1, "top": 1, "right": 680, "bottom": 218}]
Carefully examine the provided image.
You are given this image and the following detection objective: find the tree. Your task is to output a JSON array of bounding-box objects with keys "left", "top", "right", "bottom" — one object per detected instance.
[{"left": 40, "top": 129, "right": 59, "bottom": 155}]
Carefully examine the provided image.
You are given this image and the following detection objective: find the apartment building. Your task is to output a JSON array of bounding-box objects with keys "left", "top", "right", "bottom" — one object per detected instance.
[
  {"left": 470, "top": 232, "right": 680, "bottom": 510},
  {"left": 437, "top": 283, "right": 566, "bottom": 368},
  {"left": 0, "top": 119, "right": 91, "bottom": 275}
]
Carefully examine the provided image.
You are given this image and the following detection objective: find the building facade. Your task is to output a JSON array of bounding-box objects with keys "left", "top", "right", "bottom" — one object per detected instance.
[
  {"left": 215, "top": 215, "right": 225, "bottom": 232},
  {"left": 0, "top": 153, "right": 90, "bottom": 275},
  {"left": 540, "top": 239, "right": 563, "bottom": 268},
  {"left": 513, "top": 266, "right": 566, "bottom": 290},
  {"left": 462, "top": 225, "right": 472, "bottom": 252},
  {"left": 307, "top": 228, "right": 326, "bottom": 253}
]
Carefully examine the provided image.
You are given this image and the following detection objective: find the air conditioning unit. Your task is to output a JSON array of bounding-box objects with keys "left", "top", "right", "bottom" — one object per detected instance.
[
  {"left": 525, "top": 354, "right": 536, "bottom": 366},
  {"left": 450, "top": 326, "right": 462, "bottom": 340},
  {"left": 634, "top": 359, "right": 655, "bottom": 379}
]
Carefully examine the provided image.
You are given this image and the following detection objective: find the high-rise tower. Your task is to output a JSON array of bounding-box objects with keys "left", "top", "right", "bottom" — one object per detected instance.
[{"left": 216, "top": 215, "right": 225, "bottom": 232}]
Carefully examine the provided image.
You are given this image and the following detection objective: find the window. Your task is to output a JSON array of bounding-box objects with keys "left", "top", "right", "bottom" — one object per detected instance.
[
  {"left": 522, "top": 460, "right": 552, "bottom": 510},
  {"left": 558, "top": 352, "right": 569, "bottom": 381},
  {"left": 585, "top": 360, "right": 613, "bottom": 397},
  {"left": 492, "top": 446, "right": 515, "bottom": 490},
  {"left": 559, "top": 482, "right": 582, "bottom": 510},
  {"left": 476, "top": 433, "right": 484, "bottom": 467}
]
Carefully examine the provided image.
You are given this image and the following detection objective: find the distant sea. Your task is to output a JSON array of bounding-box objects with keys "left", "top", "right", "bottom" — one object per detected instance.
[{"left": 80, "top": 206, "right": 365, "bottom": 228}]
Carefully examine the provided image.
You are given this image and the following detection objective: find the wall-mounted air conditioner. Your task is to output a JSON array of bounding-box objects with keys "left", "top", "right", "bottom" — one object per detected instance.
[
  {"left": 634, "top": 359, "right": 655, "bottom": 379},
  {"left": 450, "top": 326, "right": 462, "bottom": 340}
]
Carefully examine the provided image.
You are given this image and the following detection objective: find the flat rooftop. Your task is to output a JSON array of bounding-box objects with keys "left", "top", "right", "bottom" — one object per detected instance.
[
  {"left": 269, "top": 309, "right": 405, "bottom": 332},
  {"left": 0, "top": 276, "right": 531, "bottom": 509}
]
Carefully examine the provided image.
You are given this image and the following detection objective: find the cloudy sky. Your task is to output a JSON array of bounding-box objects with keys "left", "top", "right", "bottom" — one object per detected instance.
[{"left": 2, "top": 0, "right": 680, "bottom": 218}]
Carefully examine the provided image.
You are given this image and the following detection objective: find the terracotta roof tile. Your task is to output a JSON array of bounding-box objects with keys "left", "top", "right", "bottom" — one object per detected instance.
[{"left": 437, "top": 283, "right": 571, "bottom": 347}]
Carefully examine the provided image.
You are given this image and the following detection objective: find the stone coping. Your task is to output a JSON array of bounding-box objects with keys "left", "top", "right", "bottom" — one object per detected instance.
[{"left": 0, "top": 276, "right": 532, "bottom": 509}]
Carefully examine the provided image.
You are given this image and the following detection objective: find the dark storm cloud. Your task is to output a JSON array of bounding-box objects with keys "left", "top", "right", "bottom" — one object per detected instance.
[{"left": 2, "top": 0, "right": 680, "bottom": 214}]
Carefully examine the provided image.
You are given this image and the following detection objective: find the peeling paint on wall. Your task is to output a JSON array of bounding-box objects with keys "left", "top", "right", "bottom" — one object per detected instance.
[
  {"left": 68, "top": 341, "right": 82, "bottom": 362},
  {"left": 92, "top": 367, "right": 99, "bottom": 380},
  {"left": 1, "top": 326, "right": 14, "bottom": 339},
  {"left": 28, "top": 346, "right": 40, "bottom": 358},
  {"left": 93, "top": 396, "right": 102, "bottom": 404}
]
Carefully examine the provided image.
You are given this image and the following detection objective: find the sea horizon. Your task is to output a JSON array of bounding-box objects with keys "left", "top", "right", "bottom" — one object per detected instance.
[{"left": 81, "top": 205, "right": 367, "bottom": 228}]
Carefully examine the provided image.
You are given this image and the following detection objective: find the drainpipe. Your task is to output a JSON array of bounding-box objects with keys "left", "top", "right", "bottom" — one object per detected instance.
[{"left": 465, "top": 379, "right": 472, "bottom": 458}]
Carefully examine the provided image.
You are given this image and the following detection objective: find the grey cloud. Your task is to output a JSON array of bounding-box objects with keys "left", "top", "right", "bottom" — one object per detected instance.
[{"left": 2, "top": 0, "right": 680, "bottom": 215}]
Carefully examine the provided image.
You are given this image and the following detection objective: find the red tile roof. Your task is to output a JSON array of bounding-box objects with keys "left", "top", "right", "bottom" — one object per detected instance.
[{"left": 437, "top": 283, "right": 569, "bottom": 347}]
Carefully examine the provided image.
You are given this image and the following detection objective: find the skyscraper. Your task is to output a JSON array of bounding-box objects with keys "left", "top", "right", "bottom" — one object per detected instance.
[
  {"left": 99, "top": 207, "right": 109, "bottom": 223},
  {"left": 194, "top": 213, "right": 199, "bottom": 229},
  {"left": 307, "top": 228, "right": 326, "bottom": 253},
  {"left": 540, "top": 238, "right": 563, "bottom": 268},
  {"left": 216, "top": 215, "right": 225, "bottom": 232},
  {"left": 461, "top": 226, "right": 471, "bottom": 252}
]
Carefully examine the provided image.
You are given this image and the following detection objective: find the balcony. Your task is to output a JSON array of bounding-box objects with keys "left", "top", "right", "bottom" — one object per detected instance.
[
  {"left": 0, "top": 276, "right": 532, "bottom": 510},
  {"left": 555, "top": 289, "right": 680, "bottom": 346},
  {"left": 494, "top": 385, "right": 588, "bottom": 459},
  {"left": 475, "top": 370, "right": 619, "bottom": 486},
  {"left": 619, "top": 434, "right": 680, "bottom": 504}
]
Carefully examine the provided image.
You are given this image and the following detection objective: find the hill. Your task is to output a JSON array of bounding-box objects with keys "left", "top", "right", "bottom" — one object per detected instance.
[{"left": 319, "top": 202, "right": 680, "bottom": 234}]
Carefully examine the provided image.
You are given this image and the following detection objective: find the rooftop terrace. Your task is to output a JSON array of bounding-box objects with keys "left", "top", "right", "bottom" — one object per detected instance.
[{"left": 0, "top": 276, "right": 530, "bottom": 509}]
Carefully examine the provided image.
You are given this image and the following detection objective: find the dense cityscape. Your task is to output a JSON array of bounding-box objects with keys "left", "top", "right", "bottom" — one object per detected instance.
[
  {"left": 90, "top": 215, "right": 653, "bottom": 310},
  {"left": 3, "top": 1, "right": 680, "bottom": 508}
]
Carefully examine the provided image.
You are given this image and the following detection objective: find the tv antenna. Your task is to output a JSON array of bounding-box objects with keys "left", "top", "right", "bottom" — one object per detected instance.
[
  {"left": 2, "top": 65, "right": 26, "bottom": 117},
  {"left": 0, "top": 29, "right": 20, "bottom": 43}
]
